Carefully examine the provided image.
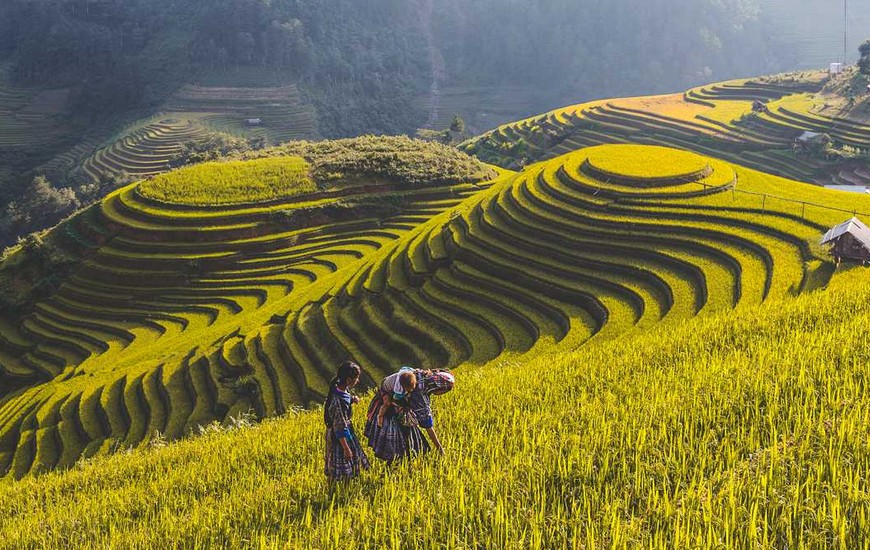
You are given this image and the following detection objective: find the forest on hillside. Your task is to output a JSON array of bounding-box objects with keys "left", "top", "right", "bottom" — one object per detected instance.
[
  {"left": 0, "top": 0, "right": 862, "bottom": 248},
  {"left": 0, "top": 0, "right": 790, "bottom": 137},
  {"left": 0, "top": 0, "right": 430, "bottom": 136},
  {"left": 433, "top": 0, "right": 788, "bottom": 99}
]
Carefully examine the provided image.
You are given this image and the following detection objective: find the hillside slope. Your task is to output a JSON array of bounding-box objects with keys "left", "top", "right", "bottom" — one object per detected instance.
[
  {"left": 463, "top": 73, "right": 870, "bottom": 187},
  {"left": 1, "top": 268, "right": 869, "bottom": 547},
  {"left": 1, "top": 137, "right": 868, "bottom": 479},
  {"left": 0, "top": 137, "right": 493, "bottom": 477}
]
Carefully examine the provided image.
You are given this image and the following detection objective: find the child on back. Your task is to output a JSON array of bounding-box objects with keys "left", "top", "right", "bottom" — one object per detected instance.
[
  {"left": 376, "top": 366, "right": 417, "bottom": 427},
  {"left": 364, "top": 366, "right": 453, "bottom": 463}
]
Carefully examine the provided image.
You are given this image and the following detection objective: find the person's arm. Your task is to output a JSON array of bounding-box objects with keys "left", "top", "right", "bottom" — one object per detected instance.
[
  {"left": 416, "top": 403, "right": 443, "bottom": 455},
  {"left": 338, "top": 436, "right": 353, "bottom": 459},
  {"left": 424, "top": 426, "right": 444, "bottom": 455}
]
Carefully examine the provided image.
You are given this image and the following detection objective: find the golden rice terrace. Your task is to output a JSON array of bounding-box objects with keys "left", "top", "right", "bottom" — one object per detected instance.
[{"left": 1, "top": 127, "right": 868, "bottom": 478}]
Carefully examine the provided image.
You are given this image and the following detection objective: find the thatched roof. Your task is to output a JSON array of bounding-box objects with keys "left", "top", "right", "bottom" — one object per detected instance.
[{"left": 821, "top": 217, "right": 870, "bottom": 249}]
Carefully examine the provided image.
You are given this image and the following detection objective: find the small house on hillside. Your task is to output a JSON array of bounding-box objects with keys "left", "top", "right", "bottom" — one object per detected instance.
[
  {"left": 830, "top": 62, "right": 845, "bottom": 76},
  {"left": 821, "top": 217, "right": 870, "bottom": 265},
  {"left": 246, "top": 118, "right": 262, "bottom": 126},
  {"left": 794, "top": 131, "right": 831, "bottom": 156},
  {"left": 796, "top": 131, "right": 821, "bottom": 144}
]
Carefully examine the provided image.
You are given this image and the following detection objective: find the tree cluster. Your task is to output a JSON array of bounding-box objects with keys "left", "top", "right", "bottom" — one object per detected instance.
[
  {"left": 170, "top": 132, "right": 267, "bottom": 168},
  {"left": 860, "top": 40, "right": 870, "bottom": 75},
  {"left": 246, "top": 135, "right": 495, "bottom": 188},
  {"left": 1, "top": 173, "right": 129, "bottom": 246}
]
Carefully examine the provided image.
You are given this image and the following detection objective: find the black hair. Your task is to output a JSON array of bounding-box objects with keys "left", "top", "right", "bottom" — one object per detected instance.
[
  {"left": 324, "top": 361, "right": 361, "bottom": 426},
  {"left": 331, "top": 361, "right": 361, "bottom": 391}
]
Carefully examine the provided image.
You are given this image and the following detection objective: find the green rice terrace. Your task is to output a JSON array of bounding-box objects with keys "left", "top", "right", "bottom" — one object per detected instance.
[
  {"left": 1, "top": 132, "right": 868, "bottom": 484},
  {"left": 137, "top": 157, "right": 314, "bottom": 206},
  {"left": 0, "top": 65, "right": 79, "bottom": 194},
  {"left": 164, "top": 84, "right": 318, "bottom": 144},
  {"left": 0, "top": 81, "right": 320, "bottom": 209},
  {"left": 463, "top": 72, "right": 870, "bottom": 188},
  {"left": 76, "top": 85, "right": 319, "bottom": 183},
  {"left": 79, "top": 118, "right": 211, "bottom": 181}
]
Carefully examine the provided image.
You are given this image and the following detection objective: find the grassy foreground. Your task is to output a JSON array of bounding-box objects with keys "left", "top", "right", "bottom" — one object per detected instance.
[{"left": 1, "top": 270, "right": 869, "bottom": 548}]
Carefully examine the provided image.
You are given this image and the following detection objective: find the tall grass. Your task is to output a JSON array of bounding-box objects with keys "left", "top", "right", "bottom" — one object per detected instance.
[{"left": 1, "top": 270, "right": 869, "bottom": 548}]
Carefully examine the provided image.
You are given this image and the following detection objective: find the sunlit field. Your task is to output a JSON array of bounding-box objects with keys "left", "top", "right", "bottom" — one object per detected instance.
[
  {"left": 1, "top": 269, "right": 869, "bottom": 548},
  {"left": 138, "top": 157, "right": 314, "bottom": 206},
  {"left": 1, "top": 25, "right": 870, "bottom": 545}
]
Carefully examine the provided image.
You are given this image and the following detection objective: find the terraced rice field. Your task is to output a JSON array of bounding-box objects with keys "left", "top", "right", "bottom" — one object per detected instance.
[
  {"left": 0, "top": 79, "right": 71, "bottom": 149},
  {"left": 4, "top": 273, "right": 870, "bottom": 547},
  {"left": 165, "top": 84, "right": 318, "bottom": 143},
  {"left": 138, "top": 157, "right": 314, "bottom": 206},
  {"left": 1, "top": 143, "right": 865, "bottom": 479},
  {"left": 33, "top": 135, "right": 103, "bottom": 183},
  {"left": 0, "top": 67, "right": 77, "bottom": 192},
  {"left": 463, "top": 75, "right": 870, "bottom": 187},
  {"left": 71, "top": 84, "right": 319, "bottom": 185},
  {"left": 416, "top": 85, "right": 554, "bottom": 133},
  {"left": 80, "top": 119, "right": 210, "bottom": 180},
  {"left": 0, "top": 155, "right": 488, "bottom": 477}
]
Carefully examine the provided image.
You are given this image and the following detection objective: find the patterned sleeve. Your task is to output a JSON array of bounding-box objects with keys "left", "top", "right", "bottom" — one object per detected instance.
[
  {"left": 408, "top": 389, "right": 434, "bottom": 429},
  {"left": 328, "top": 398, "right": 352, "bottom": 439}
]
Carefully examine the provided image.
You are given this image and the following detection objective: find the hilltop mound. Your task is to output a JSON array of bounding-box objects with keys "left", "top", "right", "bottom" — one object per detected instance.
[
  {"left": 584, "top": 145, "right": 712, "bottom": 181},
  {"left": 138, "top": 157, "right": 314, "bottom": 206},
  {"left": 252, "top": 135, "right": 496, "bottom": 187},
  {"left": 0, "top": 140, "right": 866, "bottom": 478}
]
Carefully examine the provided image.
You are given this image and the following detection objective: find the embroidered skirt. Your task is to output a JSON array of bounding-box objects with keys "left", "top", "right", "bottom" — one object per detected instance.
[
  {"left": 363, "top": 391, "right": 430, "bottom": 463},
  {"left": 324, "top": 426, "right": 370, "bottom": 480}
]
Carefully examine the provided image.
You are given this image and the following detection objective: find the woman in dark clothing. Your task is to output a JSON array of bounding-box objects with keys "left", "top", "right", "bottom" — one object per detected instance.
[
  {"left": 364, "top": 367, "right": 455, "bottom": 464},
  {"left": 324, "top": 361, "right": 370, "bottom": 481}
]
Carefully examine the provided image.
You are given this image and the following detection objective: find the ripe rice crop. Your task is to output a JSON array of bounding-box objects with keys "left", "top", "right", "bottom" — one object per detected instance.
[
  {"left": 462, "top": 74, "right": 868, "bottom": 188},
  {"left": 580, "top": 144, "right": 713, "bottom": 182},
  {"left": 3, "top": 141, "right": 870, "bottom": 481},
  {"left": 1, "top": 270, "right": 869, "bottom": 548},
  {"left": 138, "top": 157, "right": 314, "bottom": 206}
]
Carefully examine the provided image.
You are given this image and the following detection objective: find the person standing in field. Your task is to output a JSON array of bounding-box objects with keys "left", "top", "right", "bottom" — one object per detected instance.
[
  {"left": 324, "top": 361, "right": 370, "bottom": 481},
  {"left": 364, "top": 366, "right": 454, "bottom": 464}
]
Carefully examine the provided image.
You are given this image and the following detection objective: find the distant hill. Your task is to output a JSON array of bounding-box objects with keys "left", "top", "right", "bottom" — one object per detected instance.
[
  {"left": 463, "top": 71, "right": 870, "bottom": 187},
  {"left": 0, "top": 0, "right": 808, "bottom": 235}
]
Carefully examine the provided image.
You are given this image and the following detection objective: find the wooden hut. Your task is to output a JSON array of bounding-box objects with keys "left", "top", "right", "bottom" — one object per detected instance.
[{"left": 821, "top": 217, "right": 870, "bottom": 265}]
